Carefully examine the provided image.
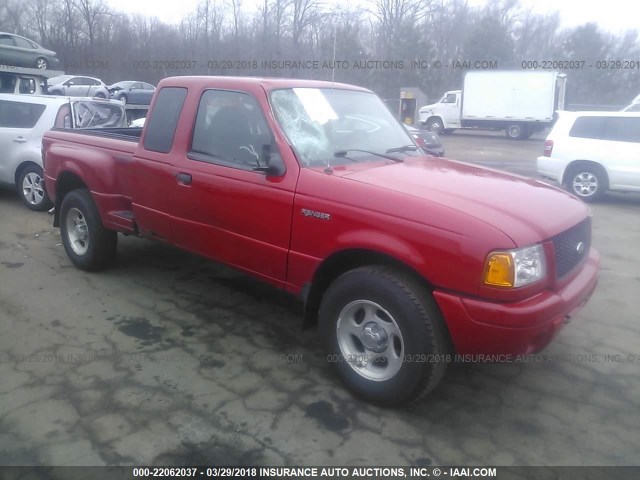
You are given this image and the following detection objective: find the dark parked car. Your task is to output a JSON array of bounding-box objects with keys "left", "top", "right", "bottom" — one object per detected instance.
[
  {"left": 47, "top": 75, "right": 109, "bottom": 98},
  {"left": 108, "top": 81, "right": 155, "bottom": 105},
  {"left": 0, "top": 32, "right": 60, "bottom": 70},
  {"left": 405, "top": 125, "right": 445, "bottom": 156}
]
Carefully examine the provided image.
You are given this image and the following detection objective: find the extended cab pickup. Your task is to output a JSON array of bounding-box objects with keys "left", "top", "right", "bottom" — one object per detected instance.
[{"left": 43, "top": 76, "right": 599, "bottom": 405}]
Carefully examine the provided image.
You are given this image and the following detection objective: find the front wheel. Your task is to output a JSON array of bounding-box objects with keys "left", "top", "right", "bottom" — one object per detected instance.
[
  {"left": 427, "top": 117, "right": 444, "bottom": 134},
  {"left": 60, "top": 189, "right": 117, "bottom": 271},
  {"left": 35, "top": 57, "right": 48, "bottom": 69},
  {"left": 319, "top": 266, "right": 450, "bottom": 406},
  {"left": 18, "top": 165, "right": 52, "bottom": 211}
]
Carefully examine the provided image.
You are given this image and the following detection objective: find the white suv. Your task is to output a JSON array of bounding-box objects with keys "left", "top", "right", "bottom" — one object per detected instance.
[
  {"left": 537, "top": 111, "right": 640, "bottom": 201},
  {"left": 0, "top": 94, "right": 126, "bottom": 210}
]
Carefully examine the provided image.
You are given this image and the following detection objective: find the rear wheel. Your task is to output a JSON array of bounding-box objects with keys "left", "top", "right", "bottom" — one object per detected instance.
[
  {"left": 565, "top": 165, "right": 607, "bottom": 202},
  {"left": 18, "top": 164, "right": 52, "bottom": 211},
  {"left": 319, "top": 266, "right": 450, "bottom": 406},
  {"left": 60, "top": 189, "right": 117, "bottom": 270},
  {"left": 506, "top": 123, "right": 527, "bottom": 140},
  {"left": 94, "top": 92, "right": 106, "bottom": 99}
]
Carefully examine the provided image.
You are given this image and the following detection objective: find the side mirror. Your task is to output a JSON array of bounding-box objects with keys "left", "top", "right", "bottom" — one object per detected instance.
[
  {"left": 64, "top": 81, "right": 74, "bottom": 86},
  {"left": 253, "top": 143, "right": 286, "bottom": 176},
  {"left": 254, "top": 163, "right": 285, "bottom": 177}
]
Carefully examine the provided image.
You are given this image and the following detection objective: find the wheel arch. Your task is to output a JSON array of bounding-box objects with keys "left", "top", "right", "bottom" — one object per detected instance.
[
  {"left": 301, "top": 248, "right": 436, "bottom": 329},
  {"left": 562, "top": 160, "right": 610, "bottom": 189},
  {"left": 14, "top": 160, "right": 43, "bottom": 186},
  {"left": 53, "top": 171, "right": 89, "bottom": 227},
  {"left": 426, "top": 115, "right": 447, "bottom": 129}
]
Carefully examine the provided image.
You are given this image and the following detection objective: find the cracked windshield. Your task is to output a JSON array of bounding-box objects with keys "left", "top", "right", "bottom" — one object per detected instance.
[{"left": 270, "top": 88, "right": 418, "bottom": 166}]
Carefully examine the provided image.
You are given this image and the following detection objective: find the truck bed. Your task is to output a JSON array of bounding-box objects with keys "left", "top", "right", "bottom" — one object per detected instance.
[{"left": 43, "top": 128, "right": 141, "bottom": 233}]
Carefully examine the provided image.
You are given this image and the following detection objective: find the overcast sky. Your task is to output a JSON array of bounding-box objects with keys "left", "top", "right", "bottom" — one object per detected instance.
[{"left": 104, "top": 0, "right": 636, "bottom": 35}]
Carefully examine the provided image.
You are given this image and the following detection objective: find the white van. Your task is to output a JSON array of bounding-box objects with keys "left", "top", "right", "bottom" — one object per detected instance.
[{"left": 537, "top": 111, "right": 640, "bottom": 201}]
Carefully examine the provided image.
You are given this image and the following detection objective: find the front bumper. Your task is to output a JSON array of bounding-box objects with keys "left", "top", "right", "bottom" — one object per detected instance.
[{"left": 434, "top": 248, "right": 599, "bottom": 355}]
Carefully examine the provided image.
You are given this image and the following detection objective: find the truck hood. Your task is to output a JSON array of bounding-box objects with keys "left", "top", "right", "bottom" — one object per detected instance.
[
  {"left": 419, "top": 102, "right": 440, "bottom": 113},
  {"left": 340, "top": 157, "right": 589, "bottom": 246}
]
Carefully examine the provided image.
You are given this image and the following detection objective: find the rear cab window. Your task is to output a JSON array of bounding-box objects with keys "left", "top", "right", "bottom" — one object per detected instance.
[
  {"left": 143, "top": 87, "right": 188, "bottom": 153},
  {"left": 0, "top": 100, "right": 46, "bottom": 128}
]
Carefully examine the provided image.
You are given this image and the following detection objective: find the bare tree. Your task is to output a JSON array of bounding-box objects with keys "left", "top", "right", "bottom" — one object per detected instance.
[
  {"left": 72, "top": 0, "right": 111, "bottom": 53},
  {"left": 290, "top": 0, "right": 322, "bottom": 47},
  {"left": 227, "top": 0, "right": 243, "bottom": 39}
]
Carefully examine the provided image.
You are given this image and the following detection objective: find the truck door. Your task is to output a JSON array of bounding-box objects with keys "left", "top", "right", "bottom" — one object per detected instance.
[
  {"left": 165, "top": 88, "right": 297, "bottom": 283},
  {"left": 130, "top": 86, "right": 189, "bottom": 242},
  {"left": 440, "top": 92, "right": 461, "bottom": 127}
]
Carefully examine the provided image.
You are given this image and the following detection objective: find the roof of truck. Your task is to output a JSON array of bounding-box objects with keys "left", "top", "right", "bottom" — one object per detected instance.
[{"left": 158, "top": 76, "right": 371, "bottom": 93}]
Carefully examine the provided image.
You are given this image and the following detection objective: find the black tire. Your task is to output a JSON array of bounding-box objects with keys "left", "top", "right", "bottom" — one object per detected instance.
[
  {"left": 564, "top": 165, "right": 607, "bottom": 202},
  {"left": 119, "top": 94, "right": 128, "bottom": 104},
  {"left": 443, "top": 128, "right": 456, "bottom": 135},
  {"left": 60, "top": 189, "right": 117, "bottom": 271},
  {"left": 94, "top": 92, "right": 106, "bottom": 99},
  {"left": 18, "top": 164, "right": 52, "bottom": 211},
  {"left": 427, "top": 117, "right": 444, "bottom": 134},
  {"left": 319, "top": 266, "right": 451, "bottom": 406},
  {"left": 506, "top": 123, "right": 527, "bottom": 140},
  {"left": 35, "top": 57, "right": 48, "bottom": 69}
]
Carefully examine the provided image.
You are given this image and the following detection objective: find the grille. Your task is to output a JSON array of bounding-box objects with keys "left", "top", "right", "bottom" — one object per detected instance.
[{"left": 551, "top": 218, "right": 591, "bottom": 279}]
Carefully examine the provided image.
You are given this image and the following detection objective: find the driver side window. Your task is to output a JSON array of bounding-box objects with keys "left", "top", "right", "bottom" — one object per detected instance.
[
  {"left": 442, "top": 93, "right": 457, "bottom": 104},
  {"left": 190, "top": 89, "right": 280, "bottom": 171}
]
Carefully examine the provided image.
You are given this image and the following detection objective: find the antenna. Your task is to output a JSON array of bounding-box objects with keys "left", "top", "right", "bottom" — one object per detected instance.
[{"left": 331, "top": 21, "right": 337, "bottom": 84}]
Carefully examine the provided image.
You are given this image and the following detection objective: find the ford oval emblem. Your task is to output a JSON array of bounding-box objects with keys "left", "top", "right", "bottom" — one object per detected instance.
[{"left": 576, "top": 242, "right": 585, "bottom": 255}]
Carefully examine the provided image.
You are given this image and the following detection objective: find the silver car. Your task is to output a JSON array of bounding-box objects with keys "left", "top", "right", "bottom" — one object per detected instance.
[
  {"left": 0, "top": 32, "right": 60, "bottom": 70},
  {"left": 0, "top": 94, "right": 126, "bottom": 210},
  {"left": 47, "top": 75, "right": 109, "bottom": 98}
]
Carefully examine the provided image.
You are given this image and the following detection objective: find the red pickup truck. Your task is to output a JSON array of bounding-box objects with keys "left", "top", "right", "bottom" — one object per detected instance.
[{"left": 43, "top": 76, "right": 599, "bottom": 405}]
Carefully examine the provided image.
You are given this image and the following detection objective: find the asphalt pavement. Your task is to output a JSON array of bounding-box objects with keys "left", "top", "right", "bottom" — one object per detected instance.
[{"left": 0, "top": 132, "right": 639, "bottom": 466}]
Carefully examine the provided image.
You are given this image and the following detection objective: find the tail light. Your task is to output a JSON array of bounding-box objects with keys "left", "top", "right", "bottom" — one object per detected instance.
[
  {"left": 543, "top": 140, "right": 553, "bottom": 157},
  {"left": 411, "top": 134, "right": 427, "bottom": 149}
]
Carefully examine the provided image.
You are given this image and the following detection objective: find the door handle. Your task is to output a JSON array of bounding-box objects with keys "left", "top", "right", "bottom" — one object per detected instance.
[
  {"left": 13, "top": 137, "right": 26, "bottom": 143},
  {"left": 175, "top": 172, "right": 192, "bottom": 185}
]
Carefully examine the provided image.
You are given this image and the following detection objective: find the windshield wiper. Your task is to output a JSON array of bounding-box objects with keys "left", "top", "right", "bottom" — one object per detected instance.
[
  {"left": 333, "top": 149, "right": 403, "bottom": 162},
  {"left": 385, "top": 145, "right": 419, "bottom": 154}
]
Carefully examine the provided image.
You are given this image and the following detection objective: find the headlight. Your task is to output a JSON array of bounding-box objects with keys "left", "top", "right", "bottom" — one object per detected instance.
[{"left": 483, "top": 244, "right": 546, "bottom": 288}]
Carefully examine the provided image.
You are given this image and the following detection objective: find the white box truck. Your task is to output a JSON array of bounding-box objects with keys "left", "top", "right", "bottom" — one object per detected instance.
[{"left": 418, "top": 71, "right": 567, "bottom": 139}]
